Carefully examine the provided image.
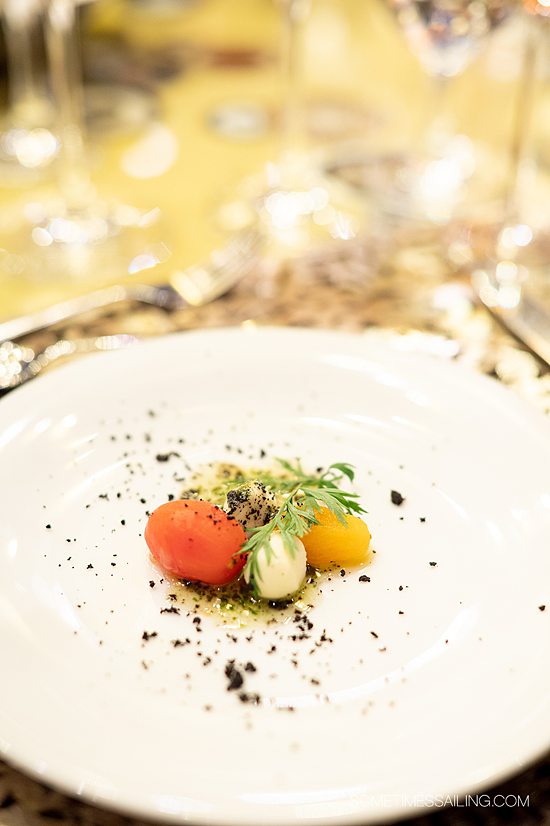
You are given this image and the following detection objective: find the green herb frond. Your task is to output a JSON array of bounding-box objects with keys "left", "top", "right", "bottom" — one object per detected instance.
[{"left": 236, "top": 458, "right": 366, "bottom": 592}]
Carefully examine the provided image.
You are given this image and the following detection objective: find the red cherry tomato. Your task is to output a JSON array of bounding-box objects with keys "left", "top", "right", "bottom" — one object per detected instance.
[{"left": 145, "top": 499, "right": 247, "bottom": 585}]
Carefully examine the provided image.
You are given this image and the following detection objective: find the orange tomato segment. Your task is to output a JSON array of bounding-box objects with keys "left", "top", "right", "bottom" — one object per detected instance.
[
  {"left": 145, "top": 499, "right": 247, "bottom": 585},
  {"left": 302, "top": 508, "right": 371, "bottom": 569}
]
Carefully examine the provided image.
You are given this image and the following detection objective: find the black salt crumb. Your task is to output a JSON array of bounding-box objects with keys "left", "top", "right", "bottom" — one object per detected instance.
[
  {"left": 244, "top": 662, "right": 257, "bottom": 673},
  {"left": 429, "top": 561, "right": 437, "bottom": 567},
  {"left": 87, "top": 564, "right": 93, "bottom": 570},
  {"left": 224, "top": 661, "right": 244, "bottom": 691},
  {"left": 370, "top": 631, "right": 379, "bottom": 639},
  {"left": 391, "top": 490, "right": 405, "bottom": 506},
  {"left": 420, "top": 517, "right": 426, "bottom": 523},
  {"left": 45, "top": 524, "right": 51, "bottom": 529},
  {"left": 142, "top": 631, "right": 158, "bottom": 641},
  {"left": 149, "top": 581, "right": 155, "bottom": 588},
  {"left": 539, "top": 605, "right": 546, "bottom": 612},
  {"left": 359, "top": 575, "right": 370, "bottom": 583},
  {"left": 238, "top": 692, "right": 261, "bottom": 705},
  {"left": 155, "top": 451, "right": 181, "bottom": 463}
]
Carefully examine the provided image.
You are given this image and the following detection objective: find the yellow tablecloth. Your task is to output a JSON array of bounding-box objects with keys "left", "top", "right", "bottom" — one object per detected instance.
[{"left": 0, "top": 0, "right": 532, "bottom": 320}]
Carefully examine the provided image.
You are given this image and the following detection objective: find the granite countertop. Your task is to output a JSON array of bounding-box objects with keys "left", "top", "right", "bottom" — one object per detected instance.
[{"left": 1, "top": 235, "right": 549, "bottom": 825}]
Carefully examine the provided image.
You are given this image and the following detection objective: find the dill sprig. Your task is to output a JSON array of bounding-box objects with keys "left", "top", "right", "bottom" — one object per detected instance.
[{"left": 239, "top": 459, "right": 366, "bottom": 592}]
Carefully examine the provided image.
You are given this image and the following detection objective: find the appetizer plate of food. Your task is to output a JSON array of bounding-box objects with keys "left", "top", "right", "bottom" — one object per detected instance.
[{"left": 0, "top": 326, "right": 548, "bottom": 826}]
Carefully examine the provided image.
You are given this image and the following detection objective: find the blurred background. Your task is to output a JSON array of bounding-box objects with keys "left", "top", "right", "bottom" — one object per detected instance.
[{"left": 1, "top": 0, "right": 550, "bottom": 320}]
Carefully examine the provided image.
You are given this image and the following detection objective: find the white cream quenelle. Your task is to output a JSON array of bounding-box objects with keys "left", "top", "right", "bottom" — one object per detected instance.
[{"left": 244, "top": 531, "right": 306, "bottom": 600}]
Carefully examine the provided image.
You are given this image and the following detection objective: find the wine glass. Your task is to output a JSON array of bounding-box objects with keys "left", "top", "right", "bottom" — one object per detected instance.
[
  {"left": 0, "top": 0, "right": 57, "bottom": 184},
  {"left": 388, "top": 0, "right": 512, "bottom": 80},
  {"left": 336, "top": 0, "right": 518, "bottom": 224},
  {"left": 469, "top": 3, "right": 550, "bottom": 309},
  {"left": 1, "top": 0, "right": 165, "bottom": 282},
  {"left": 219, "top": 0, "right": 368, "bottom": 256}
]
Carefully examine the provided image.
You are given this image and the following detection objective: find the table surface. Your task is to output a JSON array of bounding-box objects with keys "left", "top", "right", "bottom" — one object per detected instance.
[{"left": 0, "top": 2, "right": 549, "bottom": 824}]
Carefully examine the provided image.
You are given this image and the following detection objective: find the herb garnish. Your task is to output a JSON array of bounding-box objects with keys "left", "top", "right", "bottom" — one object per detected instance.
[{"left": 238, "top": 459, "right": 366, "bottom": 592}]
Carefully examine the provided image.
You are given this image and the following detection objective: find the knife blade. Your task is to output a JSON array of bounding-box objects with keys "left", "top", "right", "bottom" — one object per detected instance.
[{"left": 473, "top": 277, "right": 550, "bottom": 369}]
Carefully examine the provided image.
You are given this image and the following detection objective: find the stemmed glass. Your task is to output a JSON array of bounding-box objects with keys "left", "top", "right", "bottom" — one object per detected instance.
[
  {"left": 354, "top": 0, "right": 518, "bottom": 223},
  {"left": 470, "top": 2, "right": 549, "bottom": 309},
  {"left": 0, "top": 0, "right": 57, "bottom": 183},
  {"left": 388, "top": 1, "right": 511, "bottom": 80},
  {"left": 2, "top": 0, "right": 164, "bottom": 282},
  {"left": 220, "top": 0, "right": 367, "bottom": 255}
]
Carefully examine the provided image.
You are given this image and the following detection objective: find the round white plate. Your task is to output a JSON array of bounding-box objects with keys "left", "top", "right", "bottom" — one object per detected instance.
[{"left": 0, "top": 327, "right": 549, "bottom": 825}]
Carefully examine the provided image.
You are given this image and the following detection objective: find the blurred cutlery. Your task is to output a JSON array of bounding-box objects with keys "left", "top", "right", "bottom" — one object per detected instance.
[
  {"left": 0, "top": 228, "right": 262, "bottom": 391},
  {"left": 472, "top": 272, "right": 550, "bottom": 369},
  {"left": 0, "top": 228, "right": 261, "bottom": 344}
]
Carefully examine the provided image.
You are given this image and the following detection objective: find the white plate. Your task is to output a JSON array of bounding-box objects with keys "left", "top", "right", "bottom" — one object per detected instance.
[{"left": 0, "top": 327, "right": 549, "bottom": 826}]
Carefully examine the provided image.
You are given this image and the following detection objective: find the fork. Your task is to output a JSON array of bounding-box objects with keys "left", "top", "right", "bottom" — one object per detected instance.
[
  {"left": 0, "top": 228, "right": 261, "bottom": 343},
  {"left": 0, "top": 228, "right": 262, "bottom": 390}
]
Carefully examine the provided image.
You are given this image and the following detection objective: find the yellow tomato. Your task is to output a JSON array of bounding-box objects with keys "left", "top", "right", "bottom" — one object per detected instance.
[{"left": 302, "top": 509, "right": 371, "bottom": 569}]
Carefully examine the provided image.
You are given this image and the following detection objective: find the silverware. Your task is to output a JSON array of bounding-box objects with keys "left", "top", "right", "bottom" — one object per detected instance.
[
  {"left": 0, "top": 228, "right": 261, "bottom": 343},
  {"left": 472, "top": 270, "right": 550, "bottom": 369},
  {"left": 0, "top": 284, "right": 184, "bottom": 344},
  {"left": 0, "top": 229, "right": 262, "bottom": 390}
]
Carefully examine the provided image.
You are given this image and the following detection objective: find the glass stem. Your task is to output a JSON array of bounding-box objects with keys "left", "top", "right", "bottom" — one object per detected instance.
[
  {"left": 2, "top": 0, "right": 48, "bottom": 127},
  {"left": 502, "top": 17, "right": 538, "bottom": 228},
  {"left": 45, "top": 0, "right": 95, "bottom": 213},
  {"left": 278, "top": 0, "right": 310, "bottom": 181},
  {"left": 426, "top": 75, "right": 451, "bottom": 155}
]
